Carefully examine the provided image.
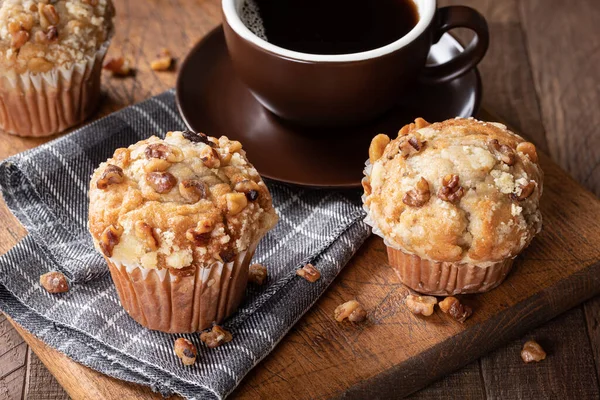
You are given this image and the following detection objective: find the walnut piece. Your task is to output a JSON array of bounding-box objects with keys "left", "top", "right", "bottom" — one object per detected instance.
[
  {"left": 150, "top": 48, "right": 174, "bottom": 71},
  {"left": 145, "top": 172, "right": 177, "bottom": 193},
  {"left": 34, "top": 26, "right": 58, "bottom": 43},
  {"left": 369, "top": 134, "right": 391, "bottom": 163},
  {"left": 200, "top": 325, "right": 233, "bottom": 348},
  {"left": 96, "top": 164, "right": 124, "bottom": 189},
  {"left": 39, "top": 4, "right": 59, "bottom": 29},
  {"left": 39, "top": 271, "right": 69, "bottom": 294},
  {"left": 521, "top": 340, "right": 546, "bottom": 363},
  {"left": 234, "top": 180, "right": 260, "bottom": 202},
  {"left": 103, "top": 57, "right": 133, "bottom": 76},
  {"left": 511, "top": 181, "right": 536, "bottom": 201},
  {"left": 179, "top": 179, "right": 208, "bottom": 203},
  {"left": 11, "top": 30, "right": 29, "bottom": 49},
  {"left": 200, "top": 145, "right": 221, "bottom": 168},
  {"left": 398, "top": 134, "right": 426, "bottom": 158},
  {"left": 174, "top": 338, "right": 197, "bottom": 366},
  {"left": 296, "top": 263, "right": 320, "bottom": 282},
  {"left": 403, "top": 177, "right": 430, "bottom": 207},
  {"left": 144, "top": 143, "right": 184, "bottom": 162},
  {"left": 517, "top": 142, "right": 538, "bottom": 163},
  {"left": 99, "top": 224, "right": 123, "bottom": 257},
  {"left": 182, "top": 130, "right": 210, "bottom": 144},
  {"left": 439, "top": 296, "right": 473, "bottom": 323},
  {"left": 226, "top": 192, "right": 248, "bottom": 215},
  {"left": 334, "top": 300, "right": 367, "bottom": 322},
  {"left": 438, "top": 174, "right": 465, "bottom": 203},
  {"left": 248, "top": 263, "right": 267, "bottom": 285},
  {"left": 134, "top": 221, "right": 159, "bottom": 251},
  {"left": 185, "top": 219, "right": 214, "bottom": 246},
  {"left": 112, "top": 148, "right": 131, "bottom": 167},
  {"left": 406, "top": 294, "right": 437, "bottom": 316},
  {"left": 488, "top": 139, "right": 516, "bottom": 166}
]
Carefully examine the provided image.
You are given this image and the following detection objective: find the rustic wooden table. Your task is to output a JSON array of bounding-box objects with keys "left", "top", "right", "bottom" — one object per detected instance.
[{"left": 1, "top": 0, "right": 599, "bottom": 399}]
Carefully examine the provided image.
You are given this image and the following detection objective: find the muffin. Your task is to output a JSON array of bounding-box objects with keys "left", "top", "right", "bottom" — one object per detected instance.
[
  {"left": 88, "top": 130, "right": 278, "bottom": 332},
  {"left": 0, "top": 0, "right": 115, "bottom": 137},
  {"left": 362, "top": 118, "right": 543, "bottom": 295}
]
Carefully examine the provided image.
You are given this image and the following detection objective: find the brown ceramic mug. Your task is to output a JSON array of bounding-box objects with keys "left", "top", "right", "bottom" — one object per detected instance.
[{"left": 223, "top": 0, "right": 489, "bottom": 126}]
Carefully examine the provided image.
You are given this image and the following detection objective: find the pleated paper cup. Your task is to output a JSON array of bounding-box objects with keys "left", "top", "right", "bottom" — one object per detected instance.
[
  {"left": 362, "top": 160, "right": 514, "bottom": 296},
  {"left": 0, "top": 39, "right": 110, "bottom": 138},
  {"left": 106, "top": 241, "right": 258, "bottom": 333}
]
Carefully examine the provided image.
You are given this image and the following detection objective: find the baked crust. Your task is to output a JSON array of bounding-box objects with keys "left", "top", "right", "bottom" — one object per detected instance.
[
  {"left": 364, "top": 118, "right": 543, "bottom": 265},
  {"left": 88, "top": 131, "right": 278, "bottom": 270},
  {"left": 0, "top": 0, "right": 114, "bottom": 74}
]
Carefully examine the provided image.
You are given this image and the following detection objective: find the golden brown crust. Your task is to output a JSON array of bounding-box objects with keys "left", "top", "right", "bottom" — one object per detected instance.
[
  {"left": 88, "top": 131, "right": 278, "bottom": 270},
  {"left": 364, "top": 118, "right": 543, "bottom": 265},
  {"left": 0, "top": 0, "right": 114, "bottom": 74}
]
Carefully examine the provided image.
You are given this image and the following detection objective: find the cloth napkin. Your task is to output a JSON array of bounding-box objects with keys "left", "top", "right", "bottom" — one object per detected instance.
[{"left": 0, "top": 90, "right": 370, "bottom": 399}]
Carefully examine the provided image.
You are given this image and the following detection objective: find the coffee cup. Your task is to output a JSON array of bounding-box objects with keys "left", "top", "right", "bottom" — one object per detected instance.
[{"left": 222, "top": 0, "right": 489, "bottom": 126}]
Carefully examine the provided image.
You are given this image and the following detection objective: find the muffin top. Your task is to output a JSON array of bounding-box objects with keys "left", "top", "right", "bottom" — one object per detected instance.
[
  {"left": 363, "top": 118, "right": 543, "bottom": 265},
  {"left": 89, "top": 131, "right": 278, "bottom": 270},
  {"left": 0, "top": 0, "right": 114, "bottom": 74}
]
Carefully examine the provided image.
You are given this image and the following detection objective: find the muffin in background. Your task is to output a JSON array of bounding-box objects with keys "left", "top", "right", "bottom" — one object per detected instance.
[
  {"left": 0, "top": 0, "right": 115, "bottom": 137},
  {"left": 363, "top": 118, "right": 543, "bottom": 295},
  {"left": 88, "top": 131, "right": 278, "bottom": 333}
]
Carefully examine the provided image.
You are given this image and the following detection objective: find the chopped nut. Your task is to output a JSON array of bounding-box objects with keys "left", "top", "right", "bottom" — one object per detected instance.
[
  {"left": 39, "top": 271, "right": 69, "bottom": 294},
  {"left": 39, "top": 4, "right": 59, "bottom": 29},
  {"left": 234, "top": 180, "right": 260, "bottom": 202},
  {"left": 296, "top": 263, "right": 320, "bottom": 282},
  {"left": 99, "top": 224, "right": 123, "bottom": 257},
  {"left": 103, "top": 57, "right": 133, "bottom": 76},
  {"left": 112, "top": 148, "right": 130, "bottom": 167},
  {"left": 398, "top": 134, "right": 426, "bottom": 158},
  {"left": 403, "top": 177, "right": 430, "bottom": 207},
  {"left": 150, "top": 49, "right": 174, "bottom": 71},
  {"left": 517, "top": 142, "right": 538, "bottom": 163},
  {"left": 369, "top": 134, "right": 391, "bottom": 163},
  {"left": 510, "top": 181, "right": 536, "bottom": 201},
  {"left": 96, "top": 164, "right": 124, "bottom": 189},
  {"left": 405, "top": 294, "right": 437, "bottom": 316},
  {"left": 248, "top": 263, "right": 267, "bottom": 285},
  {"left": 145, "top": 171, "right": 177, "bottom": 193},
  {"left": 35, "top": 25, "right": 58, "bottom": 43},
  {"left": 200, "top": 325, "right": 233, "bottom": 348},
  {"left": 182, "top": 130, "right": 210, "bottom": 144},
  {"left": 438, "top": 174, "right": 465, "bottom": 203},
  {"left": 174, "top": 338, "right": 197, "bottom": 365},
  {"left": 11, "top": 30, "right": 29, "bottom": 49},
  {"left": 398, "top": 117, "right": 430, "bottom": 136},
  {"left": 134, "top": 221, "right": 159, "bottom": 251},
  {"left": 334, "top": 300, "right": 367, "bottom": 322},
  {"left": 439, "top": 296, "right": 473, "bottom": 323},
  {"left": 143, "top": 158, "right": 171, "bottom": 172},
  {"left": 179, "top": 179, "right": 208, "bottom": 203},
  {"left": 200, "top": 145, "right": 221, "bottom": 168},
  {"left": 225, "top": 192, "right": 248, "bottom": 215},
  {"left": 362, "top": 178, "right": 372, "bottom": 196},
  {"left": 185, "top": 219, "right": 214, "bottom": 246},
  {"left": 488, "top": 139, "right": 516, "bottom": 166},
  {"left": 144, "top": 143, "right": 184, "bottom": 162},
  {"left": 521, "top": 340, "right": 546, "bottom": 363},
  {"left": 227, "top": 140, "right": 243, "bottom": 153}
]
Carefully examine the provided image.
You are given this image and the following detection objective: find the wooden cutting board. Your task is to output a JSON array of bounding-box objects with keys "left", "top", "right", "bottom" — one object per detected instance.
[{"left": 5, "top": 110, "right": 600, "bottom": 399}]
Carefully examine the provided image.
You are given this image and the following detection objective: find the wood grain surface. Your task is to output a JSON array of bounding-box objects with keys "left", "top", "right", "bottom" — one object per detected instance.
[{"left": 1, "top": 0, "right": 600, "bottom": 399}]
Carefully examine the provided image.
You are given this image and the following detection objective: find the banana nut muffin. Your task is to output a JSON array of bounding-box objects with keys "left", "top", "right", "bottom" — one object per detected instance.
[
  {"left": 363, "top": 117, "right": 543, "bottom": 295},
  {"left": 0, "top": 0, "right": 115, "bottom": 136},
  {"left": 89, "top": 130, "right": 278, "bottom": 332}
]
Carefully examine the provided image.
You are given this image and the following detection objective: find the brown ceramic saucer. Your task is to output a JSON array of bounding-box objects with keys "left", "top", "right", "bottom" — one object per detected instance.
[{"left": 176, "top": 26, "right": 482, "bottom": 188}]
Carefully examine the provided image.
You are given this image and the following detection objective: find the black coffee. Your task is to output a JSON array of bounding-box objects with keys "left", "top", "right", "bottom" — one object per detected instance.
[{"left": 245, "top": 0, "right": 419, "bottom": 55}]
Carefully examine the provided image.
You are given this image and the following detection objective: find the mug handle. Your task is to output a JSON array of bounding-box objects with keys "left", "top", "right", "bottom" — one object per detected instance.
[{"left": 420, "top": 6, "right": 489, "bottom": 85}]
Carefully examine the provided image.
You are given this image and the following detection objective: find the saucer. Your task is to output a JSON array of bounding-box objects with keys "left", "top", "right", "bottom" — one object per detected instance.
[{"left": 176, "top": 27, "right": 482, "bottom": 188}]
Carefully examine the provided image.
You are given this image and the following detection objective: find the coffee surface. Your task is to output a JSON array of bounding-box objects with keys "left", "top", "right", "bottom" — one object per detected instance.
[{"left": 242, "top": 0, "right": 419, "bottom": 55}]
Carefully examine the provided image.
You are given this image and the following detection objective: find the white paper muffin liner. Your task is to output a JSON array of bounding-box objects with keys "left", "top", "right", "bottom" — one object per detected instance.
[
  {"left": 0, "top": 38, "right": 111, "bottom": 137},
  {"left": 362, "top": 159, "right": 514, "bottom": 295},
  {"left": 105, "top": 240, "right": 260, "bottom": 333}
]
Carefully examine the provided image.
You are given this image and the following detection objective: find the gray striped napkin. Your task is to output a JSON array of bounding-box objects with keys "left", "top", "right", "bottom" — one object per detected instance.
[{"left": 0, "top": 90, "right": 370, "bottom": 399}]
